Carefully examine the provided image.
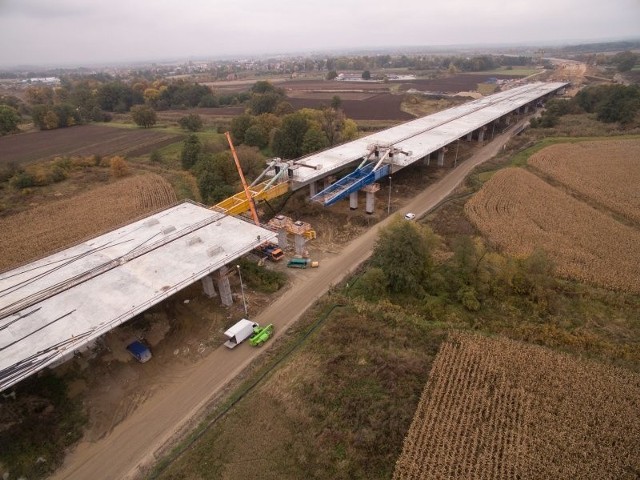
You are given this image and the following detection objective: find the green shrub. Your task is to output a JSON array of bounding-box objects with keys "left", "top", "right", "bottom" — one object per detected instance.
[
  {"left": 238, "top": 258, "right": 287, "bottom": 293},
  {"left": 10, "top": 171, "right": 36, "bottom": 189},
  {"left": 48, "top": 165, "right": 67, "bottom": 183}
]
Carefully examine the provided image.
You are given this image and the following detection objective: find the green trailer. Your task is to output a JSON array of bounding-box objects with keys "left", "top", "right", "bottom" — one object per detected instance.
[{"left": 249, "top": 324, "right": 274, "bottom": 347}]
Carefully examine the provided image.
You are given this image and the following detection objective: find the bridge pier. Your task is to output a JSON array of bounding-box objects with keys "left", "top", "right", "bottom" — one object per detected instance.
[
  {"left": 201, "top": 274, "right": 217, "bottom": 299},
  {"left": 437, "top": 149, "right": 445, "bottom": 166},
  {"left": 268, "top": 214, "right": 289, "bottom": 248},
  {"left": 362, "top": 183, "right": 380, "bottom": 214},
  {"left": 466, "top": 132, "right": 473, "bottom": 141},
  {"left": 217, "top": 266, "right": 233, "bottom": 307},
  {"left": 423, "top": 152, "right": 431, "bottom": 166},
  {"left": 349, "top": 191, "right": 358, "bottom": 210},
  {"left": 478, "top": 127, "right": 486, "bottom": 142},
  {"left": 294, "top": 234, "right": 306, "bottom": 256},
  {"left": 309, "top": 181, "right": 318, "bottom": 197}
]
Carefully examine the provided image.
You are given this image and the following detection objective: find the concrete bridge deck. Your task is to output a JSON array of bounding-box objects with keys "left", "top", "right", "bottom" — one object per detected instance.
[
  {"left": 290, "top": 81, "right": 567, "bottom": 189},
  {"left": 0, "top": 201, "right": 276, "bottom": 392}
]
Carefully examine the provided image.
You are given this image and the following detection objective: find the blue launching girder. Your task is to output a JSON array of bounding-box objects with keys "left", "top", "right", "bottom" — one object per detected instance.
[{"left": 311, "top": 162, "right": 390, "bottom": 206}]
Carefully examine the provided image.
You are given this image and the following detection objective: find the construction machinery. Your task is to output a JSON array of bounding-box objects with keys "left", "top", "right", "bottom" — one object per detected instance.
[
  {"left": 287, "top": 258, "right": 319, "bottom": 269},
  {"left": 220, "top": 132, "right": 284, "bottom": 261},
  {"left": 254, "top": 243, "right": 284, "bottom": 261},
  {"left": 310, "top": 143, "right": 410, "bottom": 206},
  {"left": 249, "top": 324, "right": 274, "bottom": 347},
  {"left": 212, "top": 133, "right": 316, "bottom": 258}
]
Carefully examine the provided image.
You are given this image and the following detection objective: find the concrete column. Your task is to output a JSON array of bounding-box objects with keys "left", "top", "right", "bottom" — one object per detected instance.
[
  {"left": 276, "top": 228, "right": 288, "bottom": 248},
  {"left": 294, "top": 234, "right": 306, "bottom": 256},
  {"left": 309, "top": 181, "right": 318, "bottom": 197},
  {"left": 349, "top": 191, "right": 358, "bottom": 210},
  {"left": 466, "top": 132, "right": 473, "bottom": 141},
  {"left": 422, "top": 152, "right": 431, "bottom": 166},
  {"left": 478, "top": 128, "right": 485, "bottom": 142},
  {"left": 505, "top": 115, "right": 511, "bottom": 126},
  {"left": 524, "top": 104, "right": 530, "bottom": 113},
  {"left": 437, "top": 149, "right": 445, "bottom": 167},
  {"left": 216, "top": 267, "right": 233, "bottom": 307},
  {"left": 365, "top": 191, "right": 375, "bottom": 214},
  {"left": 201, "top": 275, "right": 217, "bottom": 299}
]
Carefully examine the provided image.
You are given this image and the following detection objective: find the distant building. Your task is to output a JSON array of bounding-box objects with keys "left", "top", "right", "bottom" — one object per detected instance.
[{"left": 26, "top": 77, "right": 61, "bottom": 85}]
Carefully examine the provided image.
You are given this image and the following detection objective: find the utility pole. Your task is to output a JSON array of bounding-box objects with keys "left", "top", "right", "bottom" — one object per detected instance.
[
  {"left": 236, "top": 264, "right": 248, "bottom": 317},
  {"left": 387, "top": 175, "right": 392, "bottom": 215}
]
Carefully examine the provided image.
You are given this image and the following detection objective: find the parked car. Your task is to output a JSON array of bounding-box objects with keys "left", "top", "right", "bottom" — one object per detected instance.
[
  {"left": 404, "top": 212, "right": 416, "bottom": 220},
  {"left": 126, "top": 340, "right": 152, "bottom": 363}
]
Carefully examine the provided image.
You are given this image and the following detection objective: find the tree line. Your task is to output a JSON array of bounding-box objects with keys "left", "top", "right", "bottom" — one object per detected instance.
[
  {"left": 531, "top": 84, "right": 640, "bottom": 128},
  {"left": 354, "top": 218, "right": 558, "bottom": 316},
  {"left": 0, "top": 77, "right": 251, "bottom": 133},
  {"left": 180, "top": 85, "right": 358, "bottom": 204}
]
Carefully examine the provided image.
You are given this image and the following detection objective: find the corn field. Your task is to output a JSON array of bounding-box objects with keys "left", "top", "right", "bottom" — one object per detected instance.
[
  {"left": 464, "top": 167, "right": 640, "bottom": 293},
  {"left": 0, "top": 173, "right": 176, "bottom": 272},
  {"left": 394, "top": 333, "right": 640, "bottom": 479},
  {"left": 528, "top": 140, "right": 640, "bottom": 224}
]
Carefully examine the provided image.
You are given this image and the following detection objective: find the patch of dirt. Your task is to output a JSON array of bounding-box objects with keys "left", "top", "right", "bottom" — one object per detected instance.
[{"left": 68, "top": 280, "right": 256, "bottom": 443}]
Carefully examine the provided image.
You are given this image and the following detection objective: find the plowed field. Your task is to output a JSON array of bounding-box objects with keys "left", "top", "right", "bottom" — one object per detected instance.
[
  {"left": 0, "top": 174, "right": 176, "bottom": 272},
  {"left": 465, "top": 167, "right": 640, "bottom": 293},
  {"left": 394, "top": 333, "right": 640, "bottom": 480},
  {"left": 0, "top": 125, "right": 184, "bottom": 166},
  {"left": 528, "top": 139, "right": 640, "bottom": 224},
  {"left": 288, "top": 93, "right": 414, "bottom": 120}
]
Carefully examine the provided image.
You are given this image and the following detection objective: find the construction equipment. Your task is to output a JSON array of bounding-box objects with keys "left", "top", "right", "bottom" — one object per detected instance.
[
  {"left": 310, "top": 143, "right": 410, "bottom": 207},
  {"left": 222, "top": 132, "right": 284, "bottom": 261},
  {"left": 287, "top": 258, "right": 319, "bottom": 269},
  {"left": 249, "top": 324, "right": 274, "bottom": 347},
  {"left": 225, "top": 131, "right": 260, "bottom": 224},
  {"left": 212, "top": 133, "right": 316, "bottom": 258},
  {"left": 254, "top": 243, "right": 284, "bottom": 261}
]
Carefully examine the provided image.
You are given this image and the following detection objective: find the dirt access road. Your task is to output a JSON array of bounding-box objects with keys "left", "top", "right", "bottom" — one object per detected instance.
[{"left": 52, "top": 125, "right": 518, "bottom": 480}]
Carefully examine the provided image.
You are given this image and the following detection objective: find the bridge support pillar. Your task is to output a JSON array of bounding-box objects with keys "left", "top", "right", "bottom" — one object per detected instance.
[
  {"left": 309, "top": 181, "right": 318, "bottom": 197},
  {"left": 505, "top": 114, "right": 511, "bottom": 126},
  {"left": 217, "top": 267, "right": 233, "bottom": 307},
  {"left": 294, "top": 234, "right": 306, "bottom": 256},
  {"left": 478, "top": 128, "right": 485, "bottom": 142},
  {"left": 362, "top": 183, "right": 380, "bottom": 215},
  {"left": 437, "top": 149, "right": 445, "bottom": 166},
  {"left": 423, "top": 152, "right": 431, "bottom": 166},
  {"left": 349, "top": 191, "right": 358, "bottom": 210},
  {"left": 524, "top": 104, "right": 530, "bottom": 113},
  {"left": 201, "top": 275, "right": 217, "bottom": 299},
  {"left": 276, "top": 228, "right": 288, "bottom": 248},
  {"left": 466, "top": 132, "right": 473, "bottom": 141}
]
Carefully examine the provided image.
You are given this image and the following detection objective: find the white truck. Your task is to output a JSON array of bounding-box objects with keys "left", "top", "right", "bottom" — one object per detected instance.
[{"left": 223, "top": 319, "right": 258, "bottom": 349}]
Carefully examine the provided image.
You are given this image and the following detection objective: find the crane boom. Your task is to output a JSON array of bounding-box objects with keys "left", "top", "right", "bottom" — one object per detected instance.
[{"left": 224, "top": 131, "right": 260, "bottom": 226}]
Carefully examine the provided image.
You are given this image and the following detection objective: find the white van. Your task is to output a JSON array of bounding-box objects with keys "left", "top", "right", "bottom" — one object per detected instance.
[{"left": 223, "top": 319, "right": 258, "bottom": 349}]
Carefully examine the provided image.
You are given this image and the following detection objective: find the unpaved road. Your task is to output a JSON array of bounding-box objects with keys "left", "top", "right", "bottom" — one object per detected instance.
[{"left": 52, "top": 126, "right": 517, "bottom": 480}]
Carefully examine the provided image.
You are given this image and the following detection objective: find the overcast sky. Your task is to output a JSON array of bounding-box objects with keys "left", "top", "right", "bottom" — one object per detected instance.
[{"left": 0, "top": 0, "right": 639, "bottom": 67}]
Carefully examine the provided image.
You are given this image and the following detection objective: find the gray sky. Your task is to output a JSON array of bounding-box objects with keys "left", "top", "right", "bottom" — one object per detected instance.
[{"left": 0, "top": 0, "right": 639, "bottom": 67}]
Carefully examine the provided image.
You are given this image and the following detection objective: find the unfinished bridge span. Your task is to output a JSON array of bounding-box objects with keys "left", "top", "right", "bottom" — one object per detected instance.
[{"left": 281, "top": 81, "right": 567, "bottom": 209}]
